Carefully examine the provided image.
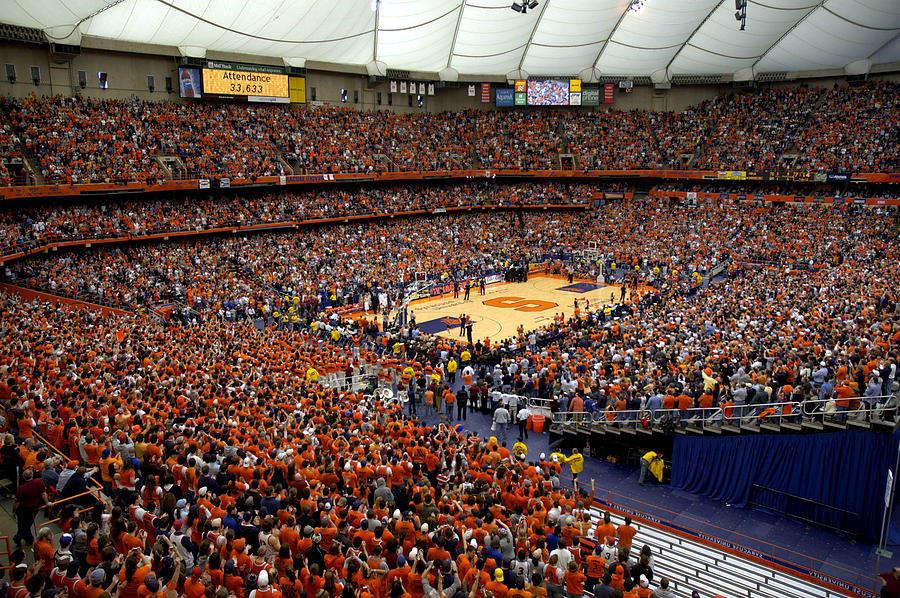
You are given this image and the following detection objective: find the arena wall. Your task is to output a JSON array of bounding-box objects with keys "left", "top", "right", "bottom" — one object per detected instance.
[{"left": 0, "top": 40, "right": 897, "bottom": 114}]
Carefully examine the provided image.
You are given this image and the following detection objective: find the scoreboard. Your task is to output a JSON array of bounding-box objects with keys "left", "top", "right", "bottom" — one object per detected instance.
[
  {"left": 496, "top": 79, "right": 588, "bottom": 106},
  {"left": 179, "top": 61, "right": 303, "bottom": 104},
  {"left": 202, "top": 68, "right": 289, "bottom": 100}
]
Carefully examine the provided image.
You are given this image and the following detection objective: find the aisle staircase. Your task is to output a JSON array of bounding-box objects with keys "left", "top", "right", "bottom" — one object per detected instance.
[
  {"left": 586, "top": 506, "right": 864, "bottom": 598},
  {"left": 0, "top": 103, "right": 42, "bottom": 185}
]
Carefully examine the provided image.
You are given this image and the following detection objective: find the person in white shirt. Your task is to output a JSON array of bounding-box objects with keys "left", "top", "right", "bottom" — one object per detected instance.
[
  {"left": 517, "top": 406, "right": 532, "bottom": 440},
  {"left": 549, "top": 538, "right": 572, "bottom": 571},
  {"left": 493, "top": 404, "right": 510, "bottom": 446}
]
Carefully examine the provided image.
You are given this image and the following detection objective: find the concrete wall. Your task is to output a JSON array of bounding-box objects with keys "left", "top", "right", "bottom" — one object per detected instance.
[
  {"left": 0, "top": 41, "right": 181, "bottom": 101},
  {"left": 1, "top": 41, "right": 897, "bottom": 115}
]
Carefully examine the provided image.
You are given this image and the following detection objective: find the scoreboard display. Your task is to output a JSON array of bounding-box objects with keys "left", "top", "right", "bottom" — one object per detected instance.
[
  {"left": 497, "top": 79, "right": 585, "bottom": 106},
  {"left": 179, "top": 61, "right": 303, "bottom": 104},
  {"left": 202, "top": 68, "right": 289, "bottom": 100}
]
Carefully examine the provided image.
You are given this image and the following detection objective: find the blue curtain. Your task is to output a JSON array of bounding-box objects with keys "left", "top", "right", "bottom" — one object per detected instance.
[{"left": 671, "top": 430, "right": 900, "bottom": 541}]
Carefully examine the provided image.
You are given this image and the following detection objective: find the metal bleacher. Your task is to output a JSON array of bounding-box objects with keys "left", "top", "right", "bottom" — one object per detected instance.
[{"left": 585, "top": 506, "right": 849, "bottom": 598}]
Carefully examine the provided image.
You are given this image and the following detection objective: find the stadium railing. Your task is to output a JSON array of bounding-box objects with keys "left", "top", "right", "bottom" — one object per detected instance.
[
  {"left": 549, "top": 395, "right": 897, "bottom": 429},
  {"left": 2, "top": 169, "right": 898, "bottom": 201},
  {"left": 27, "top": 430, "right": 108, "bottom": 536}
]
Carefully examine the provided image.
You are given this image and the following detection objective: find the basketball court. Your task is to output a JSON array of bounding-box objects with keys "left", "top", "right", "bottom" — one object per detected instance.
[{"left": 403, "top": 274, "right": 639, "bottom": 345}]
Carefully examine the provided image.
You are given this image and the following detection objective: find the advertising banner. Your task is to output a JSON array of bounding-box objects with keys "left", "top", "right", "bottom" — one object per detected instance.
[{"left": 496, "top": 88, "right": 515, "bottom": 106}]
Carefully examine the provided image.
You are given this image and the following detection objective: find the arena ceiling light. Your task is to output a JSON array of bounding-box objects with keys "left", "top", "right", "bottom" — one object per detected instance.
[
  {"left": 511, "top": 0, "right": 538, "bottom": 14},
  {"left": 735, "top": 0, "right": 747, "bottom": 31},
  {"left": 628, "top": 0, "right": 650, "bottom": 14}
]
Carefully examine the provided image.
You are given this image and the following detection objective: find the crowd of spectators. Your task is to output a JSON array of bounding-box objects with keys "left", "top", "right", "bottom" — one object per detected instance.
[
  {"left": 2, "top": 80, "right": 897, "bottom": 184},
  {"left": 793, "top": 81, "right": 900, "bottom": 173},
  {"left": 2, "top": 96, "right": 167, "bottom": 184},
  {"left": 566, "top": 111, "right": 664, "bottom": 170},
  {"left": 651, "top": 182, "right": 900, "bottom": 200},
  {"left": 0, "top": 182, "right": 596, "bottom": 258},
  {"left": 0, "top": 122, "right": 20, "bottom": 187},
  {"left": 1, "top": 284, "right": 701, "bottom": 598},
  {"left": 5, "top": 198, "right": 897, "bottom": 324},
  {"left": 0, "top": 195, "right": 898, "bottom": 598},
  {"left": 689, "top": 86, "right": 825, "bottom": 171},
  {"left": 4, "top": 210, "right": 601, "bottom": 315},
  {"left": 0, "top": 200, "right": 898, "bottom": 598}
]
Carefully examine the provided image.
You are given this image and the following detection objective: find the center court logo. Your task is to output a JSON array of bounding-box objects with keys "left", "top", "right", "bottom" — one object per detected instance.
[
  {"left": 483, "top": 297, "right": 558, "bottom": 312},
  {"left": 418, "top": 316, "right": 475, "bottom": 334}
]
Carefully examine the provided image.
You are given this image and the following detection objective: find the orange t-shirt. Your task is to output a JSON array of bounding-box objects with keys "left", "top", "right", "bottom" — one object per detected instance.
[
  {"left": 565, "top": 570, "right": 586, "bottom": 595},
  {"left": 617, "top": 524, "right": 637, "bottom": 548}
]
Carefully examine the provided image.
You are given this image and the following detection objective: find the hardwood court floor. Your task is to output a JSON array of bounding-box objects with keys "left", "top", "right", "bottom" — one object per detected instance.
[{"left": 407, "top": 274, "right": 635, "bottom": 345}]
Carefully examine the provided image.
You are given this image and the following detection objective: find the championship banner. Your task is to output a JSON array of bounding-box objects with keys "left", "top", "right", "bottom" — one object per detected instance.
[
  {"left": 603, "top": 83, "right": 614, "bottom": 104},
  {"left": 480, "top": 83, "right": 491, "bottom": 103}
]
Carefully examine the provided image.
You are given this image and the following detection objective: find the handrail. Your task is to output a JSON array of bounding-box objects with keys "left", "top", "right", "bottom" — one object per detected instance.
[
  {"left": 29, "top": 430, "right": 104, "bottom": 492},
  {"left": 525, "top": 396, "right": 554, "bottom": 416},
  {"left": 0, "top": 168, "right": 897, "bottom": 201},
  {"left": 37, "top": 505, "right": 98, "bottom": 529},
  {"left": 22, "top": 430, "right": 107, "bottom": 540},
  {"left": 748, "top": 484, "right": 862, "bottom": 536},
  {"left": 550, "top": 394, "right": 896, "bottom": 428},
  {"left": 0, "top": 537, "right": 10, "bottom": 571},
  {"left": 322, "top": 372, "right": 373, "bottom": 392},
  {"left": 750, "top": 484, "right": 860, "bottom": 517},
  {"left": 555, "top": 474, "right": 878, "bottom": 596}
]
